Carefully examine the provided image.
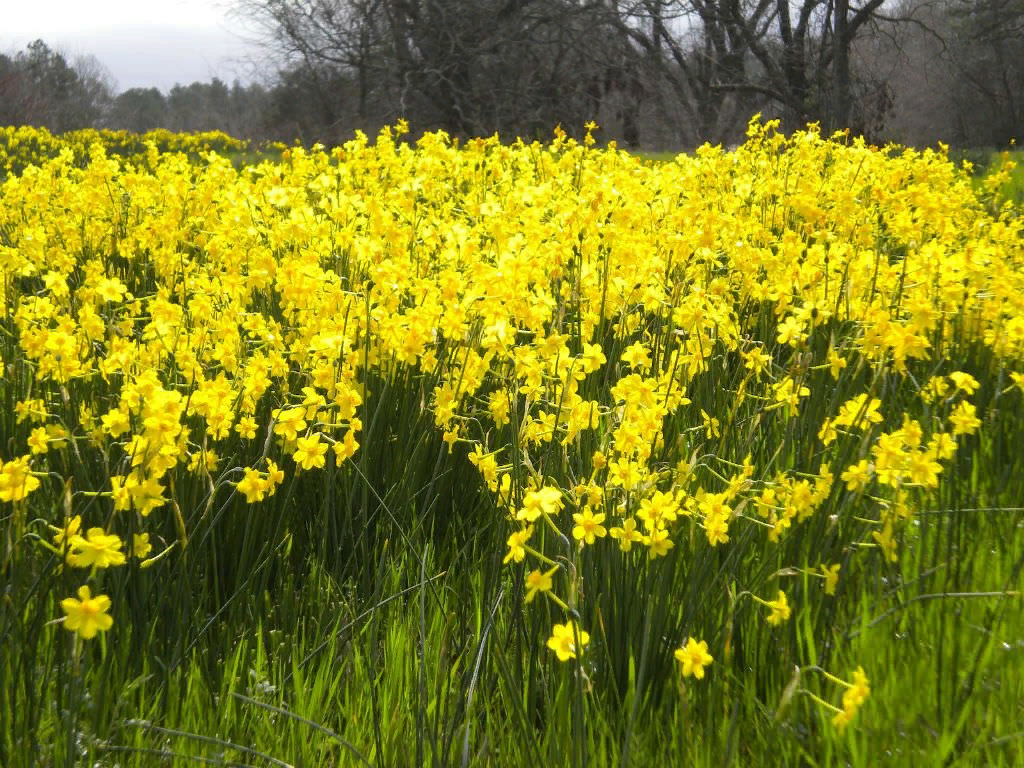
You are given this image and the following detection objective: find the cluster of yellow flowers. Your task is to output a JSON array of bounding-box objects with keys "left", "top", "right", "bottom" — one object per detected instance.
[
  {"left": 0, "top": 124, "right": 262, "bottom": 178},
  {"left": 1, "top": 119, "right": 1021, "bottom": 731}
]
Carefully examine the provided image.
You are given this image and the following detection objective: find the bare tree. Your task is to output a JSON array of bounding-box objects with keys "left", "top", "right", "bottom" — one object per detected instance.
[
  {"left": 232, "top": 0, "right": 658, "bottom": 142},
  {"left": 712, "top": 0, "right": 894, "bottom": 131},
  {"left": 600, "top": 0, "right": 768, "bottom": 145},
  {"left": 864, "top": 0, "right": 1024, "bottom": 147},
  {"left": 232, "top": 0, "right": 1021, "bottom": 146},
  {"left": 945, "top": 0, "right": 1024, "bottom": 145},
  {"left": 72, "top": 54, "right": 118, "bottom": 126},
  {"left": 0, "top": 40, "right": 116, "bottom": 132},
  {"left": 607, "top": 0, "right": 901, "bottom": 140}
]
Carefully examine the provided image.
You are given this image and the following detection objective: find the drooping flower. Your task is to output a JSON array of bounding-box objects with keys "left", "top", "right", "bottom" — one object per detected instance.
[{"left": 765, "top": 590, "right": 791, "bottom": 626}]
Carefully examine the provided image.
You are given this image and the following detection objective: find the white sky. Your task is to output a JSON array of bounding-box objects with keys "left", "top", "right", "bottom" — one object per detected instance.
[{"left": 0, "top": 0, "right": 262, "bottom": 92}]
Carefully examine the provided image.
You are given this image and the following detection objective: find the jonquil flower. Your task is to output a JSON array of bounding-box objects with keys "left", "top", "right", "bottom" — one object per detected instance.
[
  {"left": 27, "top": 427, "right": 50, "bottom": 455},
  {"left": 547, "top": 622, "right": 590, "bottom": 661},
  {"left": 834, "top": 666, "right": 871, "bottom": 731},
  {"left": 61, "top": 585, "right": 113, "bottom": 639},
  {"left": 503, "top": 525, "right": 533, "bottom": 564},
  {"left": 67, "top": 528, "right": 126, "bottom": 569},
  {"left": 765, "top": 590, "right": 791, "bottom": 625},
  {"left": 235, "top": 467, "right": 267, "bottom": 503},
  {"left": 821, "top": 564, "right": 841, "bottom": 595},
  {"left": 572, "top": 507, "right": 607, "bottom": 545},
  {"left": 620, "top": 342, "right": 651, "bottom": 370},
  {"left": 675, "top": 637, "right": 714, "bottom": 679},
  {"left": 292, "top": 433, "right": 328, "bottom": 470},
  {"left": 50, "top": 515, "right": 82, "bottom": 549},
  {"left": 524, "top": 566, "right": 557, "bottom": 603},
  {"left": 0, "top": 456, "right": 41, "bottom": 502},
  {"left": 609, "top": 517, "right": 643, "bottom": 552},
  {"left": 132, "top": 533, "right": 152, "bottom": 559},
  {"left": 517, "top": 487, "right": 564, "bottom": 522},
  {"left": 949, "top": 401, "right": 982, "bottom": 436}
]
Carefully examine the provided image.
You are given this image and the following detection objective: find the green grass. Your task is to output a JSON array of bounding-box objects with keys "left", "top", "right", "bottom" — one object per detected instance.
[
  {"left": 4, "top": 350, "right": 1021, "bottom": 767},
  {"left": 635, "top": 150, "right": 685, "bottom": 164},
  {"left": 947, "top": 148, "right": 1024, "bottom": 208},
  {"left": 984, "top": 149, "right": 1024, "bottom": 206}
]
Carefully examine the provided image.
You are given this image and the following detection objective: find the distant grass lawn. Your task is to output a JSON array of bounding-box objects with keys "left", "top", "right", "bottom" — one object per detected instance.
[{"left": 969, "top": 148, "right": 1024, "bottom": 205}]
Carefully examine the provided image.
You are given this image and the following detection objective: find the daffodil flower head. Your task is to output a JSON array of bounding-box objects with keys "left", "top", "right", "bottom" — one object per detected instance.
[
  {"left": 674, "top": 637, "right": 714, "bottom": 679},
  {"left": 61, "top": 585, "right": 114, "bottom": 639},
  {"left": 547, "top": 622, "right": 590, "bottom": 662},
  {"left": 766, "top": 589, "right": 791, "bottom": 625}
]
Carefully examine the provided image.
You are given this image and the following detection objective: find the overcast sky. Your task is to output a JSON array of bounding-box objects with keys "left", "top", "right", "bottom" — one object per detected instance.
[{"left": 1, "top": 0, "right": 263, "bottom": 93}]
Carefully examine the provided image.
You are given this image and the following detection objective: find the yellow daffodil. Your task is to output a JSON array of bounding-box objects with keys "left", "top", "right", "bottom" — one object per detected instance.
[
  {"left": 547, "top": 622, "right": 590, "bottom": 662},
  {"left": 61, "top": 585, "right": 114, "bottom": 639},
  {"left": 674, "top": 637, "right": 714, "bottom": 679}
]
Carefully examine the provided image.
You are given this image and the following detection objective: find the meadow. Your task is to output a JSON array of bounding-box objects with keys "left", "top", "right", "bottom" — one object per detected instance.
[{"left": 1, "top": 120, "right": 1022, "bottom": 767}]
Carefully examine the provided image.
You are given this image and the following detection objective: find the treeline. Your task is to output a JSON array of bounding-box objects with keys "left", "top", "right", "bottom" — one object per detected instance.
[
  {"left": 2, "top": 0, "right": 1023, "bottom": 151},
  {"left": 1, "top": 41, "right": 285, "bottom": 143},
  {"left": 234, "top": 0, "right": 1023, "bottom": 149},
  {"left": 0, "top": 41, "right": 115, "bottom": 135}
]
